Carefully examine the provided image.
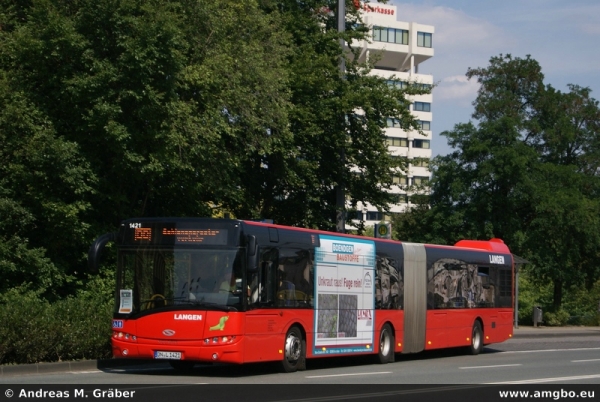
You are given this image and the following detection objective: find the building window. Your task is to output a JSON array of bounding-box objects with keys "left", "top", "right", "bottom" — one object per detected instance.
[
  {"left": 416, "top": 120, "right": 431, "bottom": 131},
  {"left": 386, "top": 80, "right": 408, "bottom": 90},
  {"left": 412, "top": 176, "right": 429, "bottom": 185},
  {"left": 346, "top": 211, "right": 364, "bottom": 221},
  {"left": 386, "top": 137, "right": 409, "bottom": 147},
  {"left": 417, "top": 32, "right": 432, "bottom": 48},
  {"left": 386, "top": 118, "right": 402, "bottom": 128},
  {"left": 366, "top": 211, "right": 383, "bottom": 221},
  {"left": 411, "top": 158, "right": 430, "bottom": 168},
  {"left": 413, "top": 102, "right": 431, "bottom": 112},
  {"left": 413, "top": 139, "right": 430, "bottom": 149},
  {"left": 412, "top": 82, "right": 432, "bottom": 91},
  {"left": 391, "top": 193, "right": 408, "bottom": 204},
  {"left": 392, "top": 175, "right": 408, "bottom": 185},
  {"left": 373, "top": 26, "right": 409, "bottom": 45}
]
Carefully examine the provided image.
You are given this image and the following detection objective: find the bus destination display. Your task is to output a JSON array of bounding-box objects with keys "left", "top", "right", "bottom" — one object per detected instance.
[
  {"left": 162, "top": 228, "right": 227, "bottom": 245},
  {"left": 132, "top": 226, "right": 228, "bottom": 245}
]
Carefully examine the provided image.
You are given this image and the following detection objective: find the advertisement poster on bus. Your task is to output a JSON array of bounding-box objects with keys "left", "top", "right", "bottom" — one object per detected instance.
[{"left": 313, "top": 235, "right": 375, "bottom": 356}]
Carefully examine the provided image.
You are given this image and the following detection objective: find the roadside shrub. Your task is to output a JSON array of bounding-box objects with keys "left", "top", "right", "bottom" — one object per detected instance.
[
  {"left": 516, "top": 272, "right": 553, "bottom": 326},
  {"left": 582, "top": 313, "right": 600, "bottom": 326},
  {"left": 543, "top": 309, "right": 570, "bottom": 326},
  {"left": 49, "top": 293, "right": 113, "bottom": 361},
  {"left": 569, "top": 313, "right": 600, "bottom": 326},
  {"left": 0, "top": 274, "right": 113, "bottom": 365},
  {"left": 0, "top": 289, "right": 53, "bottom": 364},
  {"left": 517, "top": 272, "right": 600, "bottom": 327}
]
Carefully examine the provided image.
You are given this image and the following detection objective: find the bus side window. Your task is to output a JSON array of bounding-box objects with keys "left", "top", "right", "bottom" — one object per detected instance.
[
  {"left": 477, "top": 266, "right": 495, "bottom": 307},
  {"left": 375, "top": 255, "right": 402, "bottom": 310},
  {"left": 249, "top": 248, "right": 277, "bottom": 306},
  {"left": 275, "top": 248, "right": 313, "bottom": 307}
]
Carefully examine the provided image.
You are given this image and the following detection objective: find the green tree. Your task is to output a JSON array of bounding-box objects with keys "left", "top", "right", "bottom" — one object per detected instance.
[
  {"left": 1, "top": 0, "right": 292, "bottom": 222},
  {"left": 0, "top": 0, "right": 422, "bottom": 296},
  {"left": 0, "top": 73, "right": 95, "bottom": 298},
  {"left": 0, "top": 0, "right": 293, "bottom": 296},
  {"left": 395, "top": 54, "right": 600, "bottom": 310},
  {"left": 250, "top": 0, "right": 424, "bottom": 229}
]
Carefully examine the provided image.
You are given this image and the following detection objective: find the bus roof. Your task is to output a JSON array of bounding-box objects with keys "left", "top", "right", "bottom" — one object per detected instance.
[
  {"left": 454, "top": 238, "right": 511, "bottom": 254},
  {"left": 243, "top": 221, "right": 511, "bottom": 254}
]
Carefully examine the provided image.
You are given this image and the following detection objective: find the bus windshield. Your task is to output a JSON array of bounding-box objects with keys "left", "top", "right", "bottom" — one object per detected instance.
[{"left": 116, "top": 247, "right": 244, "bottom": 315}]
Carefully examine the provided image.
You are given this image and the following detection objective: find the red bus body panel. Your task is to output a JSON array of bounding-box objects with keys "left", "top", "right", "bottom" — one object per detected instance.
[{"left": 107, "top": 220, "right": 514, "bottom": 365}]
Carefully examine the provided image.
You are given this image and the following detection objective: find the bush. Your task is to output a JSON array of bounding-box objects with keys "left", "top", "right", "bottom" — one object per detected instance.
[
  {"left": 516, "top": 272, "right": 553, "bottom": 326},
  {"left": 517, "top": 272, "right": 600, "bottom": 327},
  {"left": 568, "top": 313, "right": 600, "bottom": 326},
  {"left": 49, "top": 294, "right": 113, "bottom": 361},
  {"left": 582, "top": 313, "right": 600, "bottom": 326},
  {"left": 543, "top": 309, "right": 570, "bottom": 326},
  {"left": 0, "top": 289, "right": 53, "bottom": 364},
  {"left": 0, "top": 276, "right": 113, "bottom": 365}
]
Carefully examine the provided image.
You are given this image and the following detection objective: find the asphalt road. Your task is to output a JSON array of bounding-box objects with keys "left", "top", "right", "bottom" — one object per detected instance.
[{"left": 1, "top": 330, "right": 598, "bottom": 385}]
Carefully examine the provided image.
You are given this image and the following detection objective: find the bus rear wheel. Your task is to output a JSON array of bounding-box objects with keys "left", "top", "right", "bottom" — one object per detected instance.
[
  {"left": 281, "top": 326, "right": 306, "bottom": 373},
  {"left": 468, "top": 321, "right": 483, "bottom": 355},
  {"left": 377, "top": 323, "right": 395, "bottom": 364}
]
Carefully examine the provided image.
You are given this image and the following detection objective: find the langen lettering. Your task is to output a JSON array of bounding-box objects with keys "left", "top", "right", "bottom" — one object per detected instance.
[
  {"left": 489, "top": 255, "right": 505, "bottom": 264},
  {"left": 174, "top": 313, "right": 202, "bottom": 321}
]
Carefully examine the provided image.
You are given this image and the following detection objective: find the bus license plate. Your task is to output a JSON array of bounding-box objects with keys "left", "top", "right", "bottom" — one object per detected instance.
[{"left": 154, "top": 351, "right": 182, "bottom": 360}]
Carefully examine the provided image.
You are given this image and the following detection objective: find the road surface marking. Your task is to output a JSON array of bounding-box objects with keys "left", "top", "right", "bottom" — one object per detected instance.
[
  {"left": 459, "top": 364, "right": 521, "bottom": 369},
  {"left": 305, "top": 371, "right": 392, "bottom": 378},
  {"left": 489, "top": 373, "right": 600, "bottom": 384}
]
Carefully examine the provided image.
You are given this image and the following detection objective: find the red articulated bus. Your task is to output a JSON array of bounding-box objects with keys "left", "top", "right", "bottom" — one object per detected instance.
[{"left": 88, "top": 218, "right": 514, "bottom": 372}]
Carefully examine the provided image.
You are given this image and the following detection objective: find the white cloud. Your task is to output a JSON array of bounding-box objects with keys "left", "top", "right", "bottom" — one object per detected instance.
[
  {"left": 434, "top": 75, "right": 480, "bottom": 105},
  {"left": 393, "top": 4, "right": 514, "bottom": 77}
]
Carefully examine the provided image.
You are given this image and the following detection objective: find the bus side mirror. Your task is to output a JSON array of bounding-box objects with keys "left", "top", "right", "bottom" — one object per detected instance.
[{"left": 88, "top": 233, "right": 115, "bottom": 274}]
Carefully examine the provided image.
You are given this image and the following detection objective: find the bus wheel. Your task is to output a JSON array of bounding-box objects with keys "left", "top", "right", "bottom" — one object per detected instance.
[
  {"left": 468, "top": 321, "right": 483, "bottom": 355},
  {"left": 378, "top": 323, "right": 395, "bottom": 364},
  {"left": 169, "top": 361, "right": 196, "bottom": 371},
  {"left": 281, "top": 326, "right": 306, "bottom": 373}
]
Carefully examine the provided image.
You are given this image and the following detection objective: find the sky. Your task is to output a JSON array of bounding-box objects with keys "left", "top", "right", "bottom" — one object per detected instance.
[{"left": 389, "top": 0, "right": 600, "bottom": 156}]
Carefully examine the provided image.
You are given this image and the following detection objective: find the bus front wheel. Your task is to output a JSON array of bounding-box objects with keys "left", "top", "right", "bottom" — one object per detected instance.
[
  {"left": 378, "top": 323, "right": 395, "bottom": 364},
  {"left": 281, "top": 326, "right": 306, "bottom": 373},
  {"left": 468, "top": 321, "right": 483, "bottom": 355}
]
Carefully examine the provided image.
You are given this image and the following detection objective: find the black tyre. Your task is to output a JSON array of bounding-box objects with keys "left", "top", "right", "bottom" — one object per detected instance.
[
  {"left": 280, "top": 326, "right": 306, "bottom": 373},
  {"left": 468, "top": 321, "right": 483, "bottom": 355},
  {"left": 377, "top": 323, "right": 395, "bottom": 364},
  {"left": 169, "top": 360, "right": 196, "bottom": 371}
]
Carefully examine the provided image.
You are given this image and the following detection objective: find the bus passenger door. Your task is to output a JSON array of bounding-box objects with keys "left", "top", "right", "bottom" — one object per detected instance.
[{"left": 245, "top": 250, "right": 283, "bottom": 363}]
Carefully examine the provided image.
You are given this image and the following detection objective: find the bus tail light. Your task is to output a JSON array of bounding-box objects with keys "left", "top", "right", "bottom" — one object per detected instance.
[
  {"left": 113, "top": 331, "right": 137, "bottom": 342},
  {"left": 204, "top": 336, "right": 236, "bottom": 345}
]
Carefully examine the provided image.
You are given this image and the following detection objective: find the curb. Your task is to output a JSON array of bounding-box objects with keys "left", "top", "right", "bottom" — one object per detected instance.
[
  {"left": 0, "top": 359, "right": 161, "bottom": 377},
  {"left": 512, "top": 328, "right": 600, "bottom": 339}
]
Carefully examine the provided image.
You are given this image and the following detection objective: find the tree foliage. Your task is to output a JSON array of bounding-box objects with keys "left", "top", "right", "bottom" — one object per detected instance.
[
  {"left": 394, "top": 54, "right": 600, "bottom": 310},
  {"left": 240, "top": 0, "right": 422, "bottom": 229},
  {"left": 0, "top": 0, "right": 419, "bottom": 299}
]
